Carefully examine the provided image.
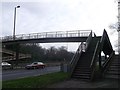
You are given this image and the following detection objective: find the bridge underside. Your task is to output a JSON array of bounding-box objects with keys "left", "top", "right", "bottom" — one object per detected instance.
[{"left": 2, "top": 37, "right": 88, "bottom": 44}]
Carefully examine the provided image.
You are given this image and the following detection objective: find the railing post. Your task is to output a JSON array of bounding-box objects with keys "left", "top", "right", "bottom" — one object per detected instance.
[
  {"left": 46, "top": 32, "right": 47, "bottom": 38},
  {"left": 78, "top": 30, "right": 80, "bottom": 37},
  {"left": 66, "top": 31, "right": 68, "bottom": 37},
  {"left": 37, "top": 33, "right": 38, "bottom": 39},
  {"left": 21, "top": 34, "right": 23, "bottom": 39},
  {"left": 28, "top": 34, "right": 30, "bottom": 39}
]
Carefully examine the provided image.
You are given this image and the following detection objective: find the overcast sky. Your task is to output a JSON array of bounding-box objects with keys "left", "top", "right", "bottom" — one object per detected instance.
[{"left": 1, "top": 0, "right": 118, "bottom": 52}]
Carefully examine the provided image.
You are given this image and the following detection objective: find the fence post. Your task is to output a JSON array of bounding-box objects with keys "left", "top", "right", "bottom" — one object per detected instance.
[{"left": 60, "top": 62, "right": 64, "bottom": 72}]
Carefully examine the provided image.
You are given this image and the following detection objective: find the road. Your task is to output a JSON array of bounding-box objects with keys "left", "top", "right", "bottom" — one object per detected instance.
[{"left": 2, "top": 66, "right": 60, "bottom": 81}]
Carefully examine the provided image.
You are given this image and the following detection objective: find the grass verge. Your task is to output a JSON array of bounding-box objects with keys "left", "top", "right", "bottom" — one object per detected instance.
[{"left": 2, "top": 72, "right": 70, "bottom": 88}]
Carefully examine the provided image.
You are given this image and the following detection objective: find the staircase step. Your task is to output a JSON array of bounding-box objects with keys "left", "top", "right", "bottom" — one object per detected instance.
[
  {"left": 107, "top": 71, "right": 120, "bottom": 75},
  {"left": 72, "top": 75, "right": 90, "bottom": 79},
  {"left": 109, "top": 68, "right": 120, "bottom": 70},
  {"left": 108, "top": 68, "right": 120, "bottom": 71},
  {"left": 76, "top": 65, "right": 90, "bottom": 67},
  {"left": 111, "top": 62, "right": 120, "bottom": 64},
  {"left": 111, "top": 63, "right": 120, "bottom": 66},
  {"left": 75, "top": 67, "right": 90, "bottom": 69},
  {"left": 71, "top": 38, "right": 98, "bottom": 80},
  {"left": 74, "top": 71, "right": 91, "bottom": 74},
  {"left": 109, "top": 66, "right": 120, "bottom": 69},
  {"left": 110, "top": 66, "right": 120, "bottom": 68},
  {"left": 75, "top": 68, "right": 90, "bottom": 71},
  {"left": 75, "top": 69, "right": 91, "bottom": 72},
  {"left": 73, "top": 73, "right": 90, "bottom": 76},
  {"left": 108, "top": 67, "right": 120, "bottom": 70},
  {"left": 105, "top": 74, "right": 120, "bottom": 79}
]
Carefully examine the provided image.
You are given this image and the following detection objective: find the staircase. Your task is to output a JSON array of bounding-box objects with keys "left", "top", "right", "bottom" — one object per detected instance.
[
  {"left": 72, "top": 37, "right": 98, "bottom": 80},
  {"left": 70, "top": 30, "right": 115, "bottom": 81},
  {"left": 105, "top": 55, "right": 120, "bottom": 79}
]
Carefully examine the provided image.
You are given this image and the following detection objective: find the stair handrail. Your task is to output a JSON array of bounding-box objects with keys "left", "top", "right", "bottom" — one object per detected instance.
[
  {"left": 69, "top": 43, "right": 82, "bottom": 74},
  {"left": 85, "top": 31, "right": 92, "bottom": 51},
  {"left": 90, "top": 41, "right": 100, "bottom": 80},
  {"left": 102, "top": 51, "right": 115, "bottom": 74},
  {"left": 90, "top": 41, "right": 100, "bottom": 67},
  {"left": 100, "top": 30, "right": 113, "bottom": 55},
  {"left": 69, "top": 31, "right": 93, "bottom": 74}
]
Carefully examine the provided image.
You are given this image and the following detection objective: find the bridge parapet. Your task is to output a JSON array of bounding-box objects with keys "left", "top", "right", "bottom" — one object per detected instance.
[{"left": 1, "top": 30, "right": 92, "bottom": 41}]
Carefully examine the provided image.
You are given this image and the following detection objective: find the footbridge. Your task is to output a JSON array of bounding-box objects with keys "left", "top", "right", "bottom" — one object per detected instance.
[
  {"left": 68, "top": 29, "right": 115, "bottom": 81},
  {"left": 1, "top": 30, "right": 92, "bottom": 44},
  {"left": 1, "top": 30, "right": 93, "bottom": 62},
  {"left": 1, "top": 29, "right": 117, "bottom": 81}
]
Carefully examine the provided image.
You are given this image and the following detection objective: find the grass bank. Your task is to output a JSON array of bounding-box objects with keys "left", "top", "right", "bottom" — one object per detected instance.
[{"left": 2, "top": 72, "right": 70, "bottom": 88}]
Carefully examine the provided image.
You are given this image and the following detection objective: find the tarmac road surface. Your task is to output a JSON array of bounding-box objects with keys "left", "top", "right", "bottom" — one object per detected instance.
[{"left": 2, "top": 66, "right": 60, "bottom": 81}]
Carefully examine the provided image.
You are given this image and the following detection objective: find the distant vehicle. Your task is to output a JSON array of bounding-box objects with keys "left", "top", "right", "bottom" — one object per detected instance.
[
  {"left": 25, "top": 62, "right": 46, "bottom": 69},
  {"left": 2, "top": 62, "right": 12, "bottom": 69}
]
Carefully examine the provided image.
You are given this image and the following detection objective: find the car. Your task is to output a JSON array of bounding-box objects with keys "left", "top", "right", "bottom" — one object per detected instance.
[
  {"left": 25, "top": 62, "right": 46, "bottom": 69},
  {"left": 2, "top": 62, "right": 12, "bottom": 69}
]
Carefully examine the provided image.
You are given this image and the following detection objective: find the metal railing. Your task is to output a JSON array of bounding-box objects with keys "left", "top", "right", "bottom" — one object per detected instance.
[
  {"left": 2, "top": 48, "right": 31, "bottom": 57},
  {"left": 69, "top": 43, "right": 83, "bottom": 74},
  {"left": 2, "top": 48, "right": 31, "bottom": 61},
  {"left": 1, "top": 30, "right": 92, "bottom": 41},
  {"left": 2, "top": 54, "right": 31, "bottom": 61},
  {"left": 85, "top": 31, "right": 93, "bottom": 51},
  {"left": 89, "top": 30, "right": 115, "bottom": 80},
  {"left": 69, "top": 31, "right": 93, "bottom": 75},
  {"left": 100, "top": 30, "right": 113, "bottom": 54},
  {"left": 102, "top": 51, "right": 115, "bottom": 74}
]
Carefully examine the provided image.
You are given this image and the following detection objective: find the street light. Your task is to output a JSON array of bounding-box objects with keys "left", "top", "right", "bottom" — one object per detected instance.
[
  {"left": 118, "top": 1, "right": 120, "bottom": 54},
  {"left": 13, "top": 6, "right": 20, "bottom": 40}
]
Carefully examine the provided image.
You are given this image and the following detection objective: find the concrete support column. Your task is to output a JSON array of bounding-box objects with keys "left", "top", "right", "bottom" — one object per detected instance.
[
  {"left": 99, "top": 52, "right": 102, "bottom": 69},
  {"left": 105, "top": 54, "right": 107, "bottom": 60},
  {"left": 15, "top": 43, "right": 20, "bottom": 65}
]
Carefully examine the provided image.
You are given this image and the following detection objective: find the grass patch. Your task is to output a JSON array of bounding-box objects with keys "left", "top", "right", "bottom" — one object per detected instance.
[{"left": 2, "top": 72, "right": 70, "bottom": 88}]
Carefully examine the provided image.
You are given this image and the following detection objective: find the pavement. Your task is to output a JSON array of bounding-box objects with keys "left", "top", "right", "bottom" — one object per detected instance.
[{"left": 47, "top": 78, "right": 119, "bottom": 88}]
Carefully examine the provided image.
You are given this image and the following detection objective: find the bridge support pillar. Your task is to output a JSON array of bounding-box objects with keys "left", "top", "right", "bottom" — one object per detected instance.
[
  {"left": 99, "top": 52, "right": 102, "bottom": 69},
  {"left": 15, "top": 43, "right": 20, "bottom": 66},
  {"left": 105, "top": 54, "right": 107, "bottom": 59}
]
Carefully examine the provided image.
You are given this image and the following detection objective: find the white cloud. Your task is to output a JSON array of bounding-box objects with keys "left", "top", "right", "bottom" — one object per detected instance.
[{"left": 1, "top": 0, "right": 118, "bottom": 51}]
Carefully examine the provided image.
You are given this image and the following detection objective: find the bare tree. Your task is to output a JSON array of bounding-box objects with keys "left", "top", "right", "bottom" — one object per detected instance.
[{"left": 109, "top": 22, "right": 120, "bottom": 53}]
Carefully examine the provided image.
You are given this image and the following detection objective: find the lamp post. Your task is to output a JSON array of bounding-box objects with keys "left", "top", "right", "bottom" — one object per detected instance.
[
  {"left": 118, "top": 1, "right": 120, "bottom": 54},
  {"left": 118, "top": 25, "right": 120, "bottom": 54},
  {"left": 13, "top": 6, "right": 20, "bottom": 40}
]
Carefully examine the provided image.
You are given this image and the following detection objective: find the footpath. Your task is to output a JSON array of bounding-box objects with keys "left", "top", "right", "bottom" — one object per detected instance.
[{"left": 47, "top": 78, "right": 119, "bottom": 88}]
